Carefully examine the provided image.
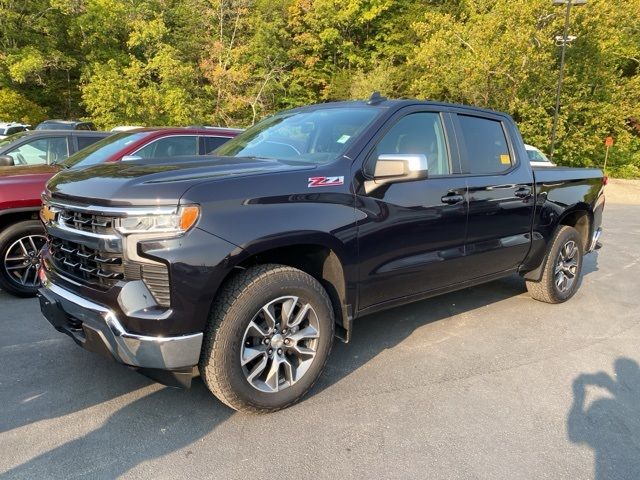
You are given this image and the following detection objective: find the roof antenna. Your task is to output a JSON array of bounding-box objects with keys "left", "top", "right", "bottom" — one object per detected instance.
[{"left": 367, "top": 91, "right": 387, "bottom": 105}]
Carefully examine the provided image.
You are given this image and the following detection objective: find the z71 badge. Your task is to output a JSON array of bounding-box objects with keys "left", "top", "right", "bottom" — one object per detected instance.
[{"left": 308, "top": 176, "right": 344, "bottom": 188}]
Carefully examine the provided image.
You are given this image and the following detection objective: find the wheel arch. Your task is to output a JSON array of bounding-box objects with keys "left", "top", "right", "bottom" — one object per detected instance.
[
  {"left": 0, "top": 208, "right": 41, "bottom": 232},
  {"left": 557, "top": 203, "right": 593, "bottom": 251},
  {"left": 218, "top": 234, "right": 353, "bottom": 342},
  {"left": 523, "top": 204, "right": 593, "bottom": 282}
]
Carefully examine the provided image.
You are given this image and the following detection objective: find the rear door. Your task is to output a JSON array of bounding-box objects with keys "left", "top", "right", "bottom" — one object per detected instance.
[
  {"left": 356, "top": 107, "right": 469, "bottom": 310},
  {"left": 453, "top": 112, "right": 534, "bottom": 278}
]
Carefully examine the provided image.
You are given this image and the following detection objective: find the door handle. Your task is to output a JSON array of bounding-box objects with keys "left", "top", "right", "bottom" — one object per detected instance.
[
  {"left": 441, "top": 194, "right": 465, "bottom": 204},
  {"left": 514, "top": 187, "right": 531, "bottom": 198}
]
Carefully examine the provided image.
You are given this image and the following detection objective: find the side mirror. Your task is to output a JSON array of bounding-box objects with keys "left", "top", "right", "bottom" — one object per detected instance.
[
  {"left": 121, "top": 155, "right": 143, "bottom": 162},
  {"left": 0, "top": 155, "right": 15, "bottom": 167},
  {"left": 365, "top": 154, "right": 428, "bottom": 194}
]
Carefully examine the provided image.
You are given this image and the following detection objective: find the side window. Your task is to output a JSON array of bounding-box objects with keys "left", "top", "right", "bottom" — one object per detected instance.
[
  {"left": 458, "top": 115, "right": 512, "bottom": 174},
  {"left": 369, "top": 112, "right": 450, "bottom": 176},
  {"left": 134, "top": 136, "right": 198, "bottom": 159},
  {"left": 204, "top": 136, "right": 231, "bottom": 154},
  {"left": 8, "top": 137, "right": 68, "bottom": 165},
  {"left": 77, "top": 136, "right": 104, "bottom": 151},
  {"left": 7, "top": 127, "right": 25, "bottom": 135}
]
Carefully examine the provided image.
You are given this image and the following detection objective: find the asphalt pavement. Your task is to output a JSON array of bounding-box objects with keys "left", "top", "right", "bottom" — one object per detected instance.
[{"left": 1, "top": 187, "right": 639, "bottom": 479}]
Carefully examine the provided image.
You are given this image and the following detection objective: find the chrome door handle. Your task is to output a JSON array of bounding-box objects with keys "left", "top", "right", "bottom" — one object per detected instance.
[{"left": 441, "top": 194, "right": 464, "bottom": 204}]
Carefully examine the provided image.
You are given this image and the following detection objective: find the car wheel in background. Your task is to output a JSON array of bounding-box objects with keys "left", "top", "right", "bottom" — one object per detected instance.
[{"left": 0, "top": 220, "right": 47, "bottom": 297}]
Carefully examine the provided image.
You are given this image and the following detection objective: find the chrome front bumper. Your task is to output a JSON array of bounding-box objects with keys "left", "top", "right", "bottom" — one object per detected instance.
[{"left": 38, "top": 280, "right": 203, "bottom": 371}]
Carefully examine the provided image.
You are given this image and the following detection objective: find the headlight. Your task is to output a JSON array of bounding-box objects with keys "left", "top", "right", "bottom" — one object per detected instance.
[{"left": 115, "top": 205, "right": 200, "bottom": 235}]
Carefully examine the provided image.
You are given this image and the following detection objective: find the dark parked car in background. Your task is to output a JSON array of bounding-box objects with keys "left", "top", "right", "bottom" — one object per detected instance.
[
  {"left": 0, "top": 130, "right": 109, "bottom": 167},
  {"left": 35, "top": 120, "right": 97, "bottom": 131},
  {"left": 0, "top": 127, "right": 240, "bottom": 297},
  {"left": 37, "top": 97, "right": 605, "bottom": 412}
]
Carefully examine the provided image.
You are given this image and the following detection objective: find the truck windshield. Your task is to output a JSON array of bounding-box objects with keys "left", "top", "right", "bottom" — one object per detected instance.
[
  {"left": 215, "top": 107, "right": 381, "bottom": 164},
  {"left": 61, "top": 132, "right": 151, "bottom": 168}
]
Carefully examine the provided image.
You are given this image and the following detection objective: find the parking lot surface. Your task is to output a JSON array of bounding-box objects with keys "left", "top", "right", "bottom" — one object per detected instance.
[{"left": 1, "top": 182, "right": 639, "bottom": 479}]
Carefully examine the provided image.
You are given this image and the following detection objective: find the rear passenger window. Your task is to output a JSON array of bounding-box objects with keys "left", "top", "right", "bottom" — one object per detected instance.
[
  {"left": 458, "top": 115, "right": 512, "bottom": 174},
  {"left": 134, "top": 136, "right": 198, "bottom": 158},
  {"left": 204, "top": 136, "right": 231, "bottom": 154}
]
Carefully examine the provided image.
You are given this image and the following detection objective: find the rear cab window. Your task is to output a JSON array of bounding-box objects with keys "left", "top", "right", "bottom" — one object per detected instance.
[
  {"left": 76, "top": 135, "right": 107, "bottom": 151},
  {"left": 457, "top": 114, "right": 513, "bottom": 175},
  {"left": 204, "top": 136, "right": 233, "bottom": 154},
  {"left": 133, "top": 136, "right": 199, "bottom": 158}
]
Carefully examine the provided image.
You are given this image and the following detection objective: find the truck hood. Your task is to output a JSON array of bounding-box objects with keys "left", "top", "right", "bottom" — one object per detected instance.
[{"left": 46, "top": 156, "right": 315, "bottom": 206}]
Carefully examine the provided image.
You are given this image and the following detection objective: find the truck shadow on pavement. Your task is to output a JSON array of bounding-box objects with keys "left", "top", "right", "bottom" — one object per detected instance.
[
  {"left": 567, "top": 358, "right": 640, "bottom": 480},
  {"left": 3, "top": 383, "right": 233, "bottom": 479}
]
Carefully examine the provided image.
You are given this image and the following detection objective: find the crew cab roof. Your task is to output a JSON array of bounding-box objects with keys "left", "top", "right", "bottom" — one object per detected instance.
[{"left": 288, "top": 98, "right": 512, "bottom": 119}]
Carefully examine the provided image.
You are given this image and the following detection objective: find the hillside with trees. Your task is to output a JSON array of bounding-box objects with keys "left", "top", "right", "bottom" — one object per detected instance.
[{"left": 1, "top": 0, "right": 638, "bottom": 176}]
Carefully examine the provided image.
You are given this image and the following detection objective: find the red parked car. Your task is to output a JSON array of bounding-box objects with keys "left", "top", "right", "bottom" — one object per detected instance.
[{"left": 0, "top": 127, "right": 241, "bottom": 297}]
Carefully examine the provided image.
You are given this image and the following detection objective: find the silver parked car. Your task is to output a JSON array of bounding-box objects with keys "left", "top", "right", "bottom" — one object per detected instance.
[{"left": 525, "top": 144, "right": 556, "bottom": 167}]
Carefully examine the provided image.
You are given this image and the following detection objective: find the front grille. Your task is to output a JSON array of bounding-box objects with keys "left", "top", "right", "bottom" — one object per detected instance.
[
  {"left": 46, "top": 202, "right": 171, "bottom": 306},
  {"left": 49, "top": 237, "right": 124, "bottom": 289},
  {"left": 59, "top": 209, "right": 117, "bottom": 235}
]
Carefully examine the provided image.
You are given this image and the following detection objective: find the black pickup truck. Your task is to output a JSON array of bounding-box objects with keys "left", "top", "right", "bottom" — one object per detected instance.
[{"left": 37, "top": 97, "right": 605, "bottom": 412}]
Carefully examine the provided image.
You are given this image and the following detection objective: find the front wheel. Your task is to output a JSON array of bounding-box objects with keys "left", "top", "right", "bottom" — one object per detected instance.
[
  {"left": 200, "top": 264, "right": 335, "bottom": 413},
  {"left": 526, "top": 225, "right": 584, "bottom": 304}
]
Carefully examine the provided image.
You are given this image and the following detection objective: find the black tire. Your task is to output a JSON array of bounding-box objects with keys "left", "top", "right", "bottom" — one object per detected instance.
[
  {"left": 526, "top": 225, "right": 584, "bottom": 304},
  {"left": 0, "top": 220, "right": 46, "bottom": 298},
  {"left": 199, "top": 264, "right": 335, "bottom": 413}
]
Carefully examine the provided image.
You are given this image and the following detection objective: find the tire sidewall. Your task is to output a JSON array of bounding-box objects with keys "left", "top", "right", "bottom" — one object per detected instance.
[
  {"left": 0, "top": 220, "right": 46, "bottom": 297},
  {"left": 548, "top": 227, "right": 584, "bottom": 302},
  {"left": 210, "top": 270, "right": 334, "bottom": 410}
]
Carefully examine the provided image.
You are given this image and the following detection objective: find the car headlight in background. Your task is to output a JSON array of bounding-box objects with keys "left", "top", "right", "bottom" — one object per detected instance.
[{"left": 115, "top": 205, "right": 200, "bottom": 235}]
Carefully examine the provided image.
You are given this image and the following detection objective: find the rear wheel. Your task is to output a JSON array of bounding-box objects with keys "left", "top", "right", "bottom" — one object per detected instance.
[
  {"left": 0, "top": 220, "right": 46, "bottom": 297},
  {"left": 199, "top": 264, "right": 334, "bottom": 413},
  {"left": 526, "top": 225, "right": 584, "bottom": 304}
]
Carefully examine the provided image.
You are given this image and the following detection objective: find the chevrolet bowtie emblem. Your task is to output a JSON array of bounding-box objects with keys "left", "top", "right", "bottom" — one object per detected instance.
[{"left": 40, "top": 204, "right": 57, "bottom": 224}]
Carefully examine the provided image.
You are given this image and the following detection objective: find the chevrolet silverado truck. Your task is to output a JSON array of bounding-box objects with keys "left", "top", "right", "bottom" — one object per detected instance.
[
  {"left": 37, "top": 97, "right": 605, "bottom": 412},
  {"left": 0, "top": 127, "right": 239, "bottom": 297}
]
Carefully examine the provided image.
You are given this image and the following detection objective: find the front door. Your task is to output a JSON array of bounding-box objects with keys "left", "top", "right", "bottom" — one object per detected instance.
[{"left": 356, "top": 109, "right": 469, "bottom": 311}]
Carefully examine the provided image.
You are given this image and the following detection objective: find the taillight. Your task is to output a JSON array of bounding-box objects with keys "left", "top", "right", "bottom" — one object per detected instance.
[{"left": 603, "top": 176, "right": 609, "bottom": 186}]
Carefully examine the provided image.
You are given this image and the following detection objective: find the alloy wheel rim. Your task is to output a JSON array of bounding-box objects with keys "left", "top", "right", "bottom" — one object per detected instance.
[
  {"left": 240, "top": 296, "right": 320, "bottom": 393},
  {"left": 3, "top": 235, "right": 46, "bottom": 288},
  {"left": 554, "top": 240, "right": 579, "bottom": 293}
]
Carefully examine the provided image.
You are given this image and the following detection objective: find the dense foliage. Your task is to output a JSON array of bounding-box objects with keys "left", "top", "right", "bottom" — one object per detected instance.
[{"left": 1, "top": 0, "right": 638, "bottom": 176}]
